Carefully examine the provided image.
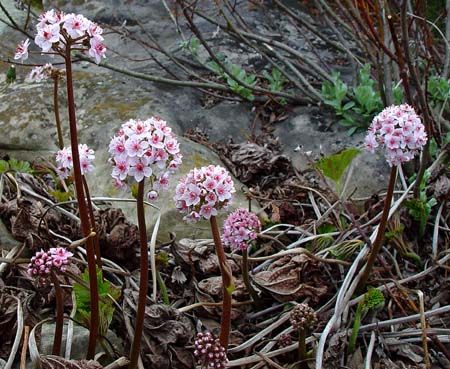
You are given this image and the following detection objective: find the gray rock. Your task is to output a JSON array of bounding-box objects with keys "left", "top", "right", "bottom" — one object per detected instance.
[
  {"left": 0, "top": 70, "right": 256, "bottom": 240},
  {"left": 275, "top": 108, "right": 389, "bottom": 197},
  {"left": 39, "top": 322, "right": 123, "bottom": 361}
]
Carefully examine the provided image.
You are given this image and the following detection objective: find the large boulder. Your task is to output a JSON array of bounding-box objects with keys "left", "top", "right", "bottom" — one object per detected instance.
[{"left": 0, "top": 68, "right": 256, "bottom": 240}]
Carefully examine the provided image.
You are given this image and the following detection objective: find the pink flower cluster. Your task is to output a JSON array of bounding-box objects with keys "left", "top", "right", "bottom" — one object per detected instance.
[
  {"left": 28, "top": 247, "right": 73, "bottom": 283},
  {"left": 14, "top": 9, "right": 106, "bottom": 64},
  {"left": 55, "top": 144, "right": 95, "bottom": 179},
  {"left": 27, "top": 63, "right": 57, "bottom": 82},
  {"left": 222, "top": 208, "right": 261, "bottom": 251},
  {"left": 108, "top": 117, "right": 182, "bottom": 201},
  {"left": 194, "top": 332, "right": 227, "bottom": 369},
  {"left": 174, "top": 165, "right": 235, "bottom": 222},
  {"left": 365, "top": 104, "right": 427, "bottom": 166}
]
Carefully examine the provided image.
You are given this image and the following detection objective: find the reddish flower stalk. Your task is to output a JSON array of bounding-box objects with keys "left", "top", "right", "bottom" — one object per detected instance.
[
  {"left": 357, "top": 166, "right": 397, "bottom": 291},
  {"left": 241, "top": 249, "right": 259, "bottom": 303},
  {"left": 52, "top": 75, "right": 64, "bottom": 150},
  {"left": 50, "top": 271, "right": 64, "bottom": 356},
  {"left": 64, "top": 45, "right": 99, "bottom": 359},
  {"left": 82, "top": 176, "right": 102, "bottom": 270},
  {"left": 128, "top": 180, "right": 148, "bottom": 369},
  {"left": 210, "top": 215, "right": 233, "bottom": 349}
]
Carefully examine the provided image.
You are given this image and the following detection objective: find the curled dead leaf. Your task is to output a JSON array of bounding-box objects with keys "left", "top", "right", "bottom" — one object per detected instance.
[
  {"left": 253, "top": 254, "right": 328, "bottom": 302},
  {"left": 171, "top": 239, "right": 239, "bottom": 276}
]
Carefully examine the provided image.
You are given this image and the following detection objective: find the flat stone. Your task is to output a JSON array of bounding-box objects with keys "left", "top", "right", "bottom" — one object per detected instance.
[
  {"left": 39, "top": 322, "right": 123, "bottom": 361},
  {"left": 275, "top": 108, "right": 389, "bottom": 197}
]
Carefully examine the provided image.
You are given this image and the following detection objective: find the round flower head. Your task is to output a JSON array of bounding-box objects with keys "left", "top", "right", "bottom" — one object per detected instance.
[
  {"left": 193, "top": 332, "right": 227, "bottom": 369},
  {"left": 55, "top": 144, "right": 95, "bottom": 179},
  {"left": 222, "top": 208, "right": 261, "bottom": 251},
  {"left": 108, "top": 117, "right": 182, "bottom": 200},
  {"left": 290, "top": 303, "right": 318, "bottom": 331},
  {"left": 174, "top": 165, "right": 235, "bottom": 222},
  {"left": 27, "top": 247, "right": 73, "bottom": 285},
  {"left": 14, "top": 9, "right": 106, "bottom": 64},
  {"left": 365, "top": 104, "right": 427, "bottom": 166}
]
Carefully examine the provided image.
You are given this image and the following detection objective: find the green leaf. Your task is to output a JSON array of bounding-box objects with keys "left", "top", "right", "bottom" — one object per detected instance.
[
  {"left": 50, "top": 190, "right": 72, "bottom": 202},
  {"left": 0, "top": 160, "right": 10, "bottom": 174},
  {"left": 8, "top": 159, "right": 32, "bottom": 173},
  {"left": 29, "top": 0, "right": 44, "bottom": 11},
  {"left": 318, "top": 223, "right": 337, "bottom": 234},
  {"left": 404, "top": 198, "right": 433, "bottom": 237},
  {"left": 73, "top": 268, "right": 120, "bottom": 335},
  {"left": 347, "top": 126, "right": 358, "bottom": 136},
  {"left": 343, "top": 101, "right": 355, "bottom": 110},
  {"left": 207, "top": 61, "right": 224, "bottom": 76},
  {"left": 315, "top": 147, "right": 361, "bottom": 187}
]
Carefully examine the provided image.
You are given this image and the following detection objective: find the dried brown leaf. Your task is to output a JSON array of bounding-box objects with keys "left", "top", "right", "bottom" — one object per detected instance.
[
  {"left": 40, "top": 356, "right": 103, "bottom": 369},
  {"left": 253, "top": 254, "right": 328, "bottom": 302}
]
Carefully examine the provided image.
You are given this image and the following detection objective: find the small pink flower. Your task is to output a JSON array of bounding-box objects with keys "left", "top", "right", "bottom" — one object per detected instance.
[
  {"left": 89, "top": 37, "right": 106, "bottom": 64},
  {"left": 147, "top": 190, "right": 159, "bottom": 202},
  {"left": 125, "top": 137, "right": 148, "bottom": 157},
  {"left": 150, "top": 131, "right": 165, "bottom": 149},
  {"left": 35, "top": 23, "right": 60, "bottom": 52},
  {"left": 129, "top": 159, "right": 152, "bottom": 182},
  {"left": 14, "top": 39, "right": 30, "bottom": 62},
  {"left": 199, "top": 204, "right": 217, "bottom": 219},
  {"left": 109, "top": 136, "right": 127, "bottom": 158},
  {"left": 364, "top": 132, "right": 378, "bottom": 153},
  {"left": 154, "top": 172, "right": 170, "bottom": 191},
  {"left": 184, "top": 184, "right": 201, "bottom": 206},
  {"left": 165, "top": 138, "right": 179, "bottom": 154},
  {"left": 215, "top": 183, "right": 232, "bottom": 202},
  {"left": 87, "top": 22, "right": 103, "bottom": 39},
  {"left": 204, "top": 178, "right": 218, "bottom": 191},
  {"left": 63, "top": 13, "right": 89, "bottom": 38},
  {"left": 112, "top": 159, "right": 129, "bottom": 180}
]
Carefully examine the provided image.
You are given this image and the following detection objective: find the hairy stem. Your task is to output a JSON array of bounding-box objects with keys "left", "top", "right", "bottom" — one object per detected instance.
[
  {"left": 128, "top": 180, "right": 148, "bottom": 369},
  {"left": 64, "top": 45, "right": 99, "bottom": 359},
  {"left": 242, "top": 249, "right": 259, "bottom": 303},
  {"left": 51, "top": 271, "right": 64, "bottom": 356},
  {"left": 357, "top": 166, "right": 398, "bottom": 292},
  {"left": 210, "top": 216, "right": 233, "bottom": 350}
]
